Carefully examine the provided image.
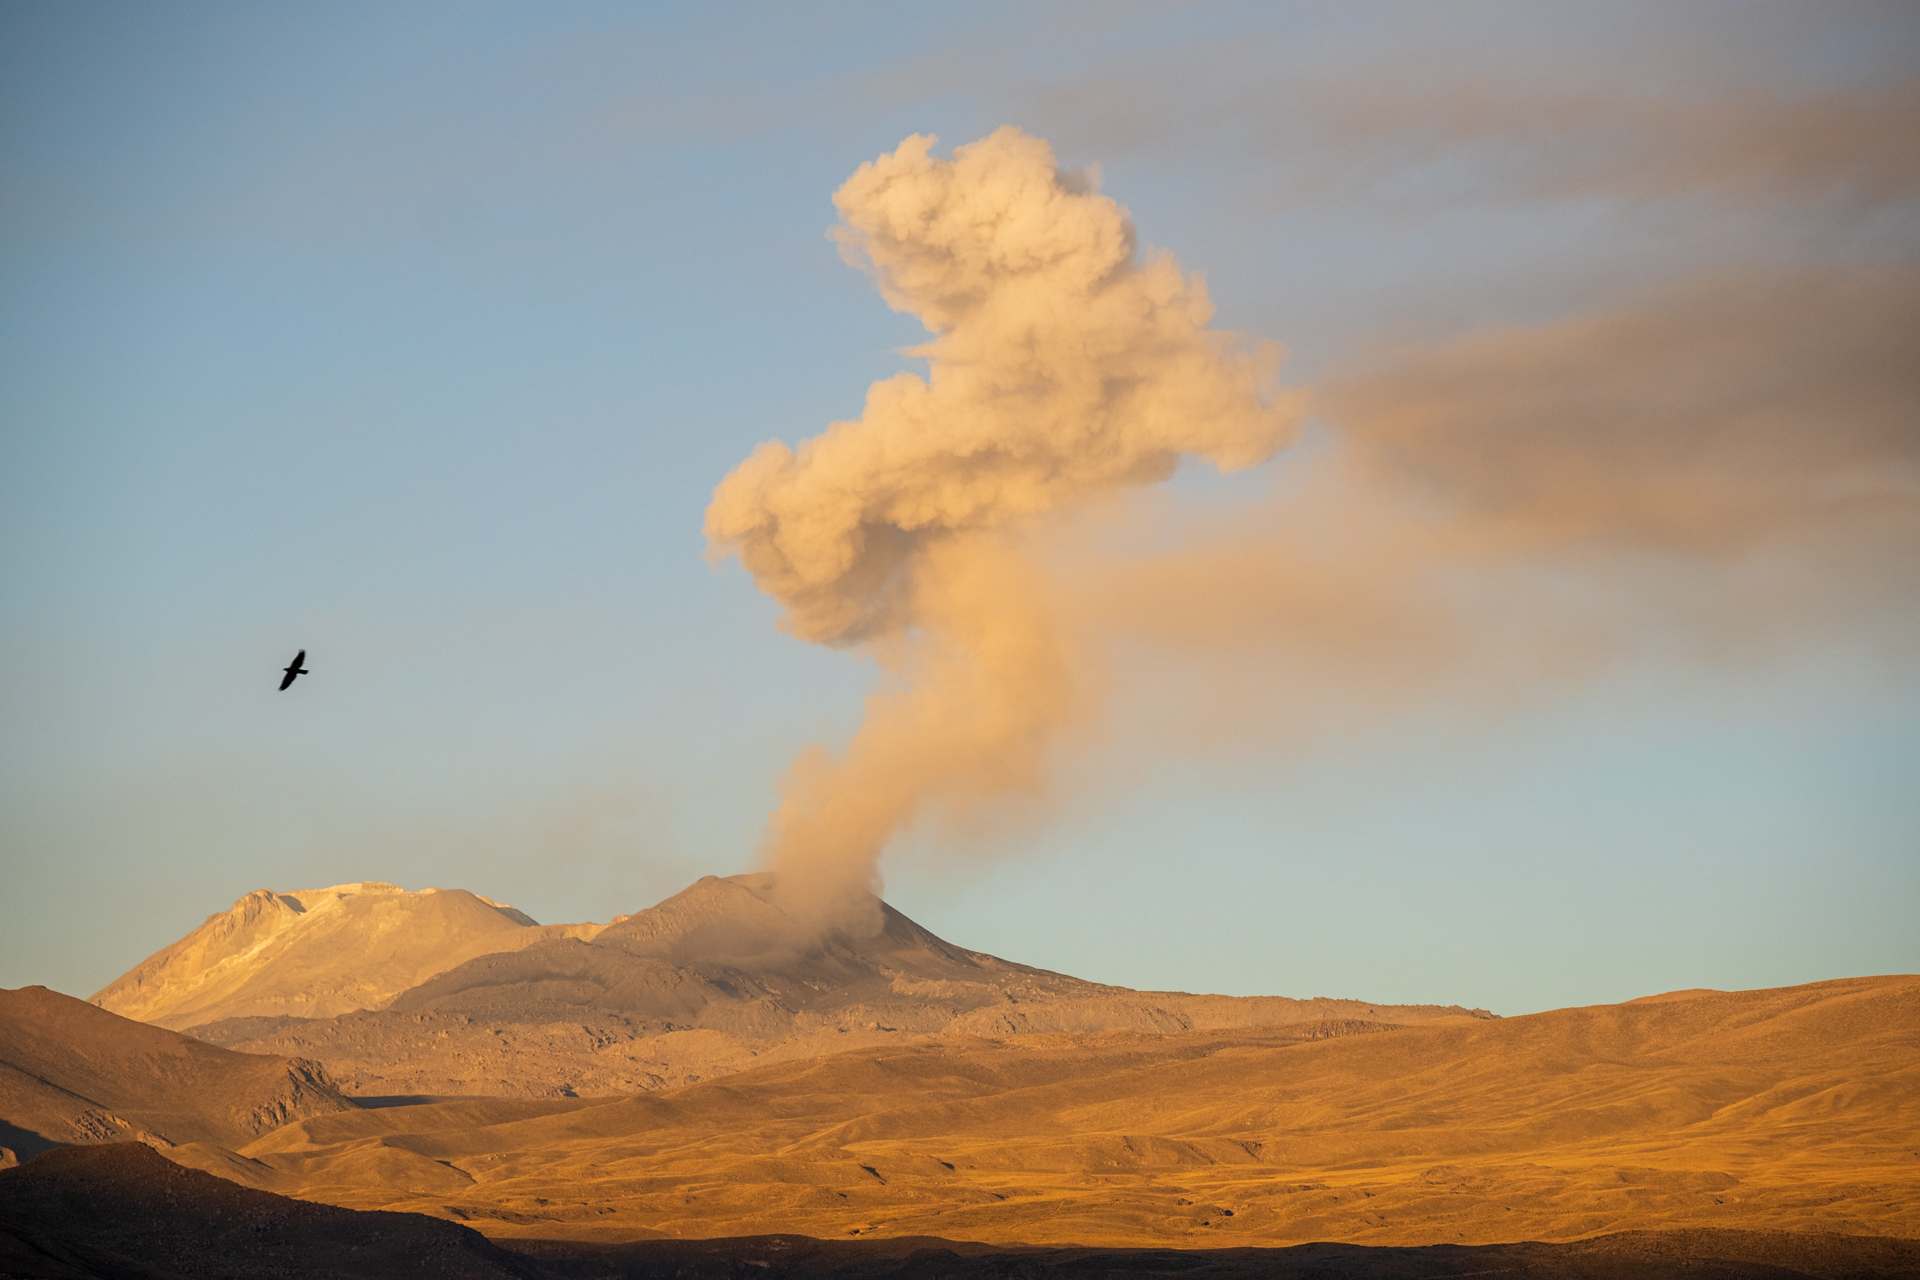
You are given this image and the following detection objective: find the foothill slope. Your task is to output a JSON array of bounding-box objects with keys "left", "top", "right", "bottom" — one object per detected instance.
[{"left": 0, "top": 985, "right": 356, "bottom": 1170}]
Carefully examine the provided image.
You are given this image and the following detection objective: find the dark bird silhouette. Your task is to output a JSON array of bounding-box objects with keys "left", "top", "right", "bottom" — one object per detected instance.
[{"left": 279, "top": 650, "right": 310, "bottom": 691}]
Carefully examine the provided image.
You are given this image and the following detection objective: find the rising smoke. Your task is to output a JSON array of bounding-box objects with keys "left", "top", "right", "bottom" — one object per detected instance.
[
  {"left": 705, "top": 127, "right": 1302, "bottom": 929},
  {"left": 709, "top": 128, "right": 1920, "bottom": 934}
]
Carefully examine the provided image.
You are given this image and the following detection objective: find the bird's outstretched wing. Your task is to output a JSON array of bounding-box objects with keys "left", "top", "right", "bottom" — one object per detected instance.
[{"left": 279, "top": 668, "right": 298, "bottom": 691}]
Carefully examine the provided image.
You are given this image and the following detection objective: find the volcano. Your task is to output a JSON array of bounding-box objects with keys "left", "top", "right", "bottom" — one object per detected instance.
[{"left": 96, "top": 874, "right": 1489, "bottom": 1098}]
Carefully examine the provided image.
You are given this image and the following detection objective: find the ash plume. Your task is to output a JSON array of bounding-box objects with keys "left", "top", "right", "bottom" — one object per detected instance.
[
  {"left": 706, "top": 127, "right": 1302, "bottom": 929},
  {"left": 709, "top": 126, "right": 1920, "bottom": 936}
]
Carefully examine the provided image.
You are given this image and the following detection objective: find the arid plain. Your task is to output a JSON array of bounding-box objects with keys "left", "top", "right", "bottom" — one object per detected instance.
[
  {"left": 241, "top": 978, "right": 1920, "bottom": 1250},
  {"left": 3, "top": 875, "right": 1915, "bottom": 1272}
]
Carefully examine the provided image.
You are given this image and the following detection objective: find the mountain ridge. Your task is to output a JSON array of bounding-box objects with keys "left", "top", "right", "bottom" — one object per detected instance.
[{"left": 169, "top": 873, "right": 1489, "bottom": 1097}]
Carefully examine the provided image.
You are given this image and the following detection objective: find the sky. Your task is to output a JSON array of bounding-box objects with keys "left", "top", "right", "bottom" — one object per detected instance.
[{"left": 2, "top": 0, "right": 1915, "bottom": 1016}]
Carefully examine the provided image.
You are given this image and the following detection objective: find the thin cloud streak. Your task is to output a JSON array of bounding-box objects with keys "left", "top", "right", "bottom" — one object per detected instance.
[{"left": 1067, "top": 266, "right": 1920, "bottom": 753}]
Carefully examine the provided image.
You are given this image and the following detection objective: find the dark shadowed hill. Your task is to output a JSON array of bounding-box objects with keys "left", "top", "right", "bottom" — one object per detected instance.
[
  {"left": 184, "top": 873, "right": 1489, "bottom": 1098},
  {"left": 506, "top": 1230, "right": 1920, "bottom": 1279},
  {"left": 3, "top": 1143, "right": 1915, "bottom": 1280},
  {"left": 0, "top": 1142, "right": 545, "bottom": 1279}
]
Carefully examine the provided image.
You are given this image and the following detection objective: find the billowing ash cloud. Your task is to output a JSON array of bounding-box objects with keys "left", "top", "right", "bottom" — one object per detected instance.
[
  {"left": 707, "top": 126, "right": 1920, "bottom": 937},
  {"left": 706, "top": 127, "right": 1302, "bottom": 929}
]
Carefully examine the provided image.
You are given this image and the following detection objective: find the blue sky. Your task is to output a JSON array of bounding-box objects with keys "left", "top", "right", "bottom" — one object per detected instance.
[{"left": 2, "top": 1, "right": 1915, "bottom": 1014}]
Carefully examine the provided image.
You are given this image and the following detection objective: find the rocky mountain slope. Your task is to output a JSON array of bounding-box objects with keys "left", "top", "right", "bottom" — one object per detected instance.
[
  {"left": 91, "top": 882, "right": 603, "bottom": 1029},
  {"left": 173, "top": 873, "right": 1490, "bottom": 1097},
  {"left": 0, "top": 986, "right": 356, "bottom": 1169}
]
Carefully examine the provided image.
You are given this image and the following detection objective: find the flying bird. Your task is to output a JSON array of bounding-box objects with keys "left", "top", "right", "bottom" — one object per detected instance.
[{"left": 279, "top": 650, "right": 310, "bottom": 691}]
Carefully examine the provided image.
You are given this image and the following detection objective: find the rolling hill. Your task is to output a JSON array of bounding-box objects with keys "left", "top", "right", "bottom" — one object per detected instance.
[
  {"left": 0, "top": 985, "right": 356, "bottom": 1172},
  {"left": 220, "top": 975, "right": 1919, "bottom": 1249}
]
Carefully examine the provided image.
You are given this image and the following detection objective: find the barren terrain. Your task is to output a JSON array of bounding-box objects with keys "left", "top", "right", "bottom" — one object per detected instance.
[
  {"left": 228, "top": 976, "right": 1917, "bottom": 1249},
  {"left": 11, "top": 1144, "right": 1917, "bottom": 1280},
  {"left": 20, "top": 877, "right": 1915, "bottom": 1263}
]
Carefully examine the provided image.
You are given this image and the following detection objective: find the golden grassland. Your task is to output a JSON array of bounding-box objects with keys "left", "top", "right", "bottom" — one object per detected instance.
[{"left": 216, "top": 975, "right": 1919, "bottom": 1249}]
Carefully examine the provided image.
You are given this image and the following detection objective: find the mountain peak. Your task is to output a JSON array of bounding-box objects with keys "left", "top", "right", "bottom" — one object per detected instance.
[
  {"left": 91, "top": 882, "right": 577, "bottom": 1029},
  {"left": 597, "top": 872, "right": 826, "bottom": 962}
]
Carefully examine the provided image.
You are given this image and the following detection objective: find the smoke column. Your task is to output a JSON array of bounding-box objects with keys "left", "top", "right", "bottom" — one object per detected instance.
[{"left": 705, "top": 128, "right": 1302, "bottom": 930}]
